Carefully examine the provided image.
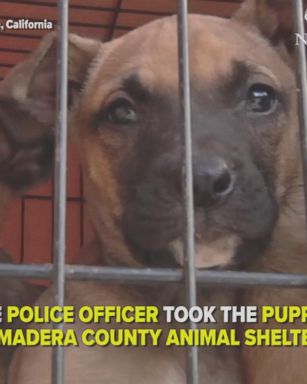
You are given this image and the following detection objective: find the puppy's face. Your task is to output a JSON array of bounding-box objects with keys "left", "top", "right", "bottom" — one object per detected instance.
[{"left": 73, "top": 14, "right": 298, "bottom": 268}]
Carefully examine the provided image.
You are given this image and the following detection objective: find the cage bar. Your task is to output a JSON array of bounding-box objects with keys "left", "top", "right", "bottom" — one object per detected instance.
[
  {"left": 177, "top": 1, "right": 199, "bottom": 383},
  {"left": 3, "top": 262, "right": 307, "bottom": 288},
  {"left": 52, "top": 0, "right": 69, "bottom": 382},
  {"left": 294, "top": 0, "right": 307, "bottom": 226}
]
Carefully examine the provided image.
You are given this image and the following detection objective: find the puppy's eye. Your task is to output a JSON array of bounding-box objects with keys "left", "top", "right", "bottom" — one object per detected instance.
[
  {"left": 246, "top": 84, "right": 277, "bottom": 115},
  {"left": 106, "top": 98, "right": 138, "bottom": 124}
]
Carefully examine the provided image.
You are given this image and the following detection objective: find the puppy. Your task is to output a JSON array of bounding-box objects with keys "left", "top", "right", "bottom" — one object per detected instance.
[{"left": 6, "top": 0, "right": 306, "bottom": 382}]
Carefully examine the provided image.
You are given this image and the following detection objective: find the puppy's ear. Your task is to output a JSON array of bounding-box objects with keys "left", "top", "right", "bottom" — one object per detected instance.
[
  {"left": 1, "top": 32, "right": 101, "bottom": 125},
  {"left": 234, "top": 0, "right": 307, "bottom": 61},
  {"left": 0, "top": 32, "right": 101, "bottom": 190},
  {"left": 0, "top": 97, "right": 54, "bottom": 189}
]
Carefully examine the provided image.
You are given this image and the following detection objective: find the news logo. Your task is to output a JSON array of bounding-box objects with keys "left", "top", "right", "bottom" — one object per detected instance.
[{"left": 294, "top": 9, "right": 307, "bottom": 45}]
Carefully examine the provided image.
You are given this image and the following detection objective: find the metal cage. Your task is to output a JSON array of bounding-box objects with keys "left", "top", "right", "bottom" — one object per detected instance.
[{"left": 1, "top": 0, "right": 307, "bottom": 383}]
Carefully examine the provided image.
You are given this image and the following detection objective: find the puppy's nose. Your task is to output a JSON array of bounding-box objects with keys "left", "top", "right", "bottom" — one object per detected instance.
[{"left": 193, "top": 157, "right": 234, "bottom": 206}]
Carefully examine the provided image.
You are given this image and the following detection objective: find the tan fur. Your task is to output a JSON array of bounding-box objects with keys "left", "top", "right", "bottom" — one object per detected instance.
[
  {"left": 75, "top": 125, "right": 138, "bottom": 266},
  {"left": 239, "top": 186, "right": 307, "bottom": 383}
]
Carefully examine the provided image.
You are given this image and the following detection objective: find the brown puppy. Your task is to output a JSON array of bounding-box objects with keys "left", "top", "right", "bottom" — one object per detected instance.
[{"left": 6, "top": 0, "right": 305, "bottom": 382}]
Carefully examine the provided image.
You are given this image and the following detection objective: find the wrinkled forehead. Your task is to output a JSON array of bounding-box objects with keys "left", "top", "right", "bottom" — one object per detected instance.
[{"left": 83, "top": 14, "right": 292, "bottom": 110}]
